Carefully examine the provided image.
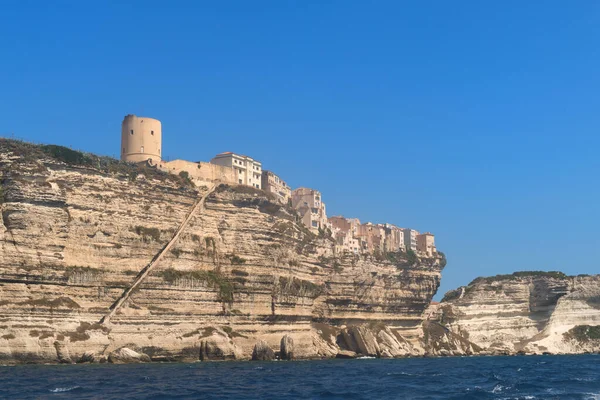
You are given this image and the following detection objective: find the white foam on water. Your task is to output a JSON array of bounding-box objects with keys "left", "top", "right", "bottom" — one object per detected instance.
[
  {"left": 492, "top": 384, "right": 504, "bottom": 394},
  {"left": 584, "top": 393, "right": 600, "bottom": 400},
  {"left": 49, "top": 386, "right": 80, "bottom": 393}
]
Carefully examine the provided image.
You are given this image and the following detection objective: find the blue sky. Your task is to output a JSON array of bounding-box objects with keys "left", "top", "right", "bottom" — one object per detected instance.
[{"left": 2, "top": 1, "right": 600, "bottom": 298}]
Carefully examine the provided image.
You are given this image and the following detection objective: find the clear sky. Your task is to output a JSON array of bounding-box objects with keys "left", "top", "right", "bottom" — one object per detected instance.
[{"left": 1, "top": 1, "right": 599, "bottom": 299}]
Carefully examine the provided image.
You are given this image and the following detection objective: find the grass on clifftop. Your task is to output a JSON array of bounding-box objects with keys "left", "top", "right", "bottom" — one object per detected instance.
[{"left": 0, "top": 138, "right": 193, "bottom": 188}]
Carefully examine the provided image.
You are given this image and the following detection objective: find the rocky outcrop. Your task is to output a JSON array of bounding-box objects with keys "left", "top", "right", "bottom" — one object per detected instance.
[
  {"left": 280, "top": 335, "right": 294, "bottom": 360},
  {"left": 108, "top": 347, "right": 151, "bottom": 364},
  {"left": 421, "top": 321, "right": 480, "bottom": 356},
  {"left": 251, "top": 340, "right": 275, "bottom": 361},
  {"left": 439, "top": 272, "right": 600, "bottom": 355},
  {"left": 199, "top": 328, "right": 242, "bottom": 361}
]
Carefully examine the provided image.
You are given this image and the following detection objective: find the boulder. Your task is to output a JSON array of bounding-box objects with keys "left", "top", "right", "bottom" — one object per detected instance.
[
  {"left": 108, "top": 347, "right": 151, "bottom": 364},
  {"left": 336, "top": 350, "right": 357, "bottom": 359},
  {"left": 340, "top": 326, "right": 380, "bottom": 357},
  {"left": 200, "top": 330, "right": 242, "bottom": 361},
  {"left": 251, "top": 339, "right": 275, "bottom": 361},
  {"left": 280, "top": 335, "right": 294, "bottom": 360},
  {"left": 376, "top": 327, "right": 416, "bottom": 358}
]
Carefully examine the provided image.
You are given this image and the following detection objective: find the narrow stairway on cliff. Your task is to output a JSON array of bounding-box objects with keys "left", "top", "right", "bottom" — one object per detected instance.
[{"left": 99, "top": 184, "right": 216, "bottom": 325}]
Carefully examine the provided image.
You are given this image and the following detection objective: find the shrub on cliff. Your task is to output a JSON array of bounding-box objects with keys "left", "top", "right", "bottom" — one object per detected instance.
[
  {"left": 564, "top": 325, "right": 600, "bottom": 342},
  {"left": 131, "top": 226, "right": 162, "bottom": 242},
  {"left": 438, "top": 251, "right": 447, "bottom": 268},
  {"left": 160, "top": 268, "right": 234, "bottom": 304},
  {"left": 278, "top": 276, "right": 323, "bottom": 299},
  {"left": 386, "top": 249, "right": 417, "bottom": 268},
  {"left": 226, "top": 254, "right": 246, "bottom": 265},
  {"left": 441, "top": 288, "right": 462, "bottom": 302},
  {"left": 470, "top": 271, "right": 568, "bottom": 285},
  {"left": 41, "top": 145, "right": 91, "bottom": 166}
]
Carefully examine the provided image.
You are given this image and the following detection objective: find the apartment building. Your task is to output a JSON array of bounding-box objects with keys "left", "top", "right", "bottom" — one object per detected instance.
[
  {"left": 417, "top": 232, "right": 436, "bottom": 257},
  {"left": 383, "top": 224, "right": 405, "bottom": 253},
  {"left": 329, "top": 216, "right": 361, "bottom": 254},
  {"left": 356, "top": 223, "right": 386, "bottom": 254},
  {"left": 402, "top": 228, "right": 419, "bottom": 252},
  {"left": 210, "top": 152, "right": 262, "bottom": 189},
  {"left": 261, "top": 170, "right": 291, "bottom": 204},
  {"left": 292, "top": 188, "right": 328, "bottom": 233}
]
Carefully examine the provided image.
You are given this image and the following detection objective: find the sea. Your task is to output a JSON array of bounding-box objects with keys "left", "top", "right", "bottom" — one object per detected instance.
[{"left": 0, "top": 355, "right": 598, "bottom": 399}]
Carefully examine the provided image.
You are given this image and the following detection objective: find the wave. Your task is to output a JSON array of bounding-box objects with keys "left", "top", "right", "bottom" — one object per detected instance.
[{"left": 49, "top": 386, "right": 80, "bottom": 393}]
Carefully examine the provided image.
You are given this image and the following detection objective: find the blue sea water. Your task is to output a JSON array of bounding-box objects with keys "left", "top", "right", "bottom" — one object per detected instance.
[{"left": 0, "top": 355, "right": 599, "bottom": 399}]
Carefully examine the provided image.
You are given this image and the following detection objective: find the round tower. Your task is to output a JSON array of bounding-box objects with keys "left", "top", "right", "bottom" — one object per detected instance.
[{"left": 120, "top": 114, "right": 162, "bottom": 163}]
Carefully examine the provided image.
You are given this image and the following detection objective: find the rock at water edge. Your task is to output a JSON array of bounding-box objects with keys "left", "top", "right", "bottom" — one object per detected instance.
[
  {"left": 251, "top": 339, "right": 275, "bottom": 361},
  {"left": 280, "top": 335, "right": 294, "bottom": 360},
  {"left": 108, "top": 347, "right": 151, "bottom": 364}
]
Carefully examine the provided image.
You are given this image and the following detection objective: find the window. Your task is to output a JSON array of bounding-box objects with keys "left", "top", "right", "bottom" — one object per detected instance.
[
  {"left": 151, "top": 130, "right": 154, "bottom": 136},
  {"left": 312, "top": 221, "right": 318, "bottom": 227},
  {"left": 122, "top": 147, "right": 125, "bottom": 153},
  {"left": 234, "top": 160, "right": 237, "bottom": 164},
  {"left": 239, "top": 179, "right": 242, "bottom": 184},
  {"left": 130, "top": 130, "right": 134, "bottom": 135},
  {"left": 141, "top": 146, "right": 144, "bottom": 153}
]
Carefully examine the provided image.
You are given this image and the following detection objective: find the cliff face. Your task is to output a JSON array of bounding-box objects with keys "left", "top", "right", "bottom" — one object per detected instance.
[
  {"left": 0, "top": 140, "right": 445, "bottom": 363},
  {"left": 439, "top": 273, "right": 600, "bottom": 355}
]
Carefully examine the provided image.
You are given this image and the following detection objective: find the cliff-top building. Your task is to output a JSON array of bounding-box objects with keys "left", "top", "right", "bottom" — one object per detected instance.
[
  {"left": 402, "top": 228, "right": 419, "bottom": 252},
  {"left": 383, "top": 223, "right": 405, "bottom": 253},
  {"left": 210, "top": 152, "right": 262, "bottom": 189},
  {"left": 292, "top": 187, "right": 328, "bottom": 233},
  {"left": 121, "top": 114, "right": 162, "bottom": 164},
  {"left": 329, "top": 216, "right": 361, "bottom": 254},
  {"left": 261, "top": 170, "right": 291, "bottom": 204},
  {"left": 417, "top": 232, "right": 436, "bottom": 257}
]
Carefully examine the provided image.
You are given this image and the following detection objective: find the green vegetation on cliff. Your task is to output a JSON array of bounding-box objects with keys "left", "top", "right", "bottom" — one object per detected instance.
[
  {"left": 160, "top": 268, "right": 234, "bottom": 303},
  {"left": 470, "top": 271, "right": 568, "bottom": 285},
  {"left": 0, "top": 138, "right": 193, "bottom": 187},
  {"left": 564, "top": 325, "right": 600, "bottom": 342}
]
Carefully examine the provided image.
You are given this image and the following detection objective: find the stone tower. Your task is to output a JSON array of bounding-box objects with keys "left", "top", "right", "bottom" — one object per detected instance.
[{"left": 120, "top": 114, "right": 162, "bottom": 163}]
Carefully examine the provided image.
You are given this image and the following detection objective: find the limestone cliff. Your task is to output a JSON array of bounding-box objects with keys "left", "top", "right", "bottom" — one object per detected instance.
[
  {"left": 0, "top": 139, "right": 445, "bottom": 363},
  {"left": 439, "top": 272, "right": 600, "bottom": 355}
]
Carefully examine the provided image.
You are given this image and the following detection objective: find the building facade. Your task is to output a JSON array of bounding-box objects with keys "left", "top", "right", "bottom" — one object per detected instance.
[
  {"left": 417, "top": 232, "right": 436, "bottom": 256},
  {"left": 402, "top": 228, "right": 419, "bottom": 252},
  {"left": 292, "top": 188, "right": 328, "bottom": 233},
  {"left": 121, "top": 114, "right": 162, "bottom": 163},
  {"left": 261, "top": 170, "right": 291, "bottom": 204},
  {"left": 356, "top": 223, "right": 386, "bottom": 254},
  {"left": 329, "top": 216, "right": 361, "bottom": 254},
  {"left": 210, "top": 152, "right": 263, "bottom": 189},
  {"left": 383, "top": 224, "right": 405, "bottom": 253}
]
